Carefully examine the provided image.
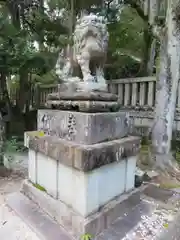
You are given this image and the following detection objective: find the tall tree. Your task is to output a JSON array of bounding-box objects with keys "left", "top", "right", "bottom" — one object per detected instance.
[{"left": 151, "top": 0, "right": 180, "bottom": 169}]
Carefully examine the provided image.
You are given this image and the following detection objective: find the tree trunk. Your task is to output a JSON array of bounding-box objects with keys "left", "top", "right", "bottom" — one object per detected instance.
[
  {"left": 151, "top": 0, "right": 180, "bottom": 167},
  {"left": 144, "top": 0, "right": 159, "bottom": 76},
  {"left": 0, "top": 72, "right": 7, "bottom": 165},
  {"left": 0, "top": 72, "right": 12, "bottom": 140},
  {"left": 137, "top": 0, "right": 159, "bottom": 76},
  {"left": 149, "top": 0, "right": 159, "bottom": 25},
  {"left": 147, "top": 38, "right": 157, "bottom": 75},
  {"left": 17, "top": 69, "right": 29, "bottom": 113},
  {"left": 24, "top": 74, "right": 32, "bottom": 131},
  {"left": 139, "top": 22, "right": 153, "bottom": 76},
  {"left": 143, "top": 0, "right": 149, "bottom": 16},
  {"left": 0, "top": 112, "right": 5, "bottom": 165},
  {"left": 0, "top": 72, "right": 12, "bottom": 112}
]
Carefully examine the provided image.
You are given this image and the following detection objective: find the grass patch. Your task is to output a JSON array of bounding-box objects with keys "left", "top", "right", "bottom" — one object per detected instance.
[{"left": 33, "top": 183, "right": 46, "bottom": 192}]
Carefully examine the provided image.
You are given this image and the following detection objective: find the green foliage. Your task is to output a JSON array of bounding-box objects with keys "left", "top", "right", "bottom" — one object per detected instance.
[
  {"left": 106, "top": 55, "right": 141, "bottom": 79},
  {"left": 5, "top": 136, "right": 27, "bottom": 153},
  {"left": 108, "top": 6, "right": 144, "bottom": 60},
  {"left": 10, "top": 69, "right": 59, "bottom": 92},
  {"left": 3, "top": 136, "right": 27, "bottom": 164},
  {"left": 0, "top": 1, "right": 68, "bottom": 76},
  {"left": 0, "top": 0, "right": 155, "bottom": 96},
  {"left": 63, "top": 0, "right": 102, "bottom": 12},
  {"left": 26, "top": 8, "right": 68, "bottom": 47},
  {"left": 38, "top": 70, "right": 60, "bottom": 84},
  {"left": 0, "top": 0, "right": 147, "bottom": 81},
  {"left": 103, "top": 6, "right": 145, "bottom": 78}
]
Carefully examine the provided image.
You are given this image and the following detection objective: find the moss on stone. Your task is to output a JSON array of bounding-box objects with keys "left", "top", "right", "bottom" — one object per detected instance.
[
  {"left": 160, "top": 182, "right": 180, "bottom": 189},
  {"left": 81, "top": 233, "right": 93, "bottom": 240},
  {"left": 140, "top": 144, "right": 149, "bottom": 153},
  {"left": 33, "top": 183, "right": 46, "bottom": 192},
  {"left": 141, "top": 136, "right": 151, "bottom": 146}
]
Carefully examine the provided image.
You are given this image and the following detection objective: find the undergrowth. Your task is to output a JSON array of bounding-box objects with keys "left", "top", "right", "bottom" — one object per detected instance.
[{"left": 5, "top": 136, "right": 27, "bottom": 153}]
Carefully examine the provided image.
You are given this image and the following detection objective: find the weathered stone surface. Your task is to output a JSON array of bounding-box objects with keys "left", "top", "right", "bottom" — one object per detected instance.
[
  {"left": 46, "top": 100, "right": 121, "bottom": 112},
  {"left": 6, "top": 192, "right": 71, "bottom": 240},
  {"left": 7, "top": 182, "right": 180, "bottom": 240},
  {"left": 27, "top": 150, "right": 137, "bottom": 217},
  {"left": 25, "top": 133, "right": 140, "bottom": 172},
  {"left": 21, "top": 180, "right": 141, "bottom": 239},
  {"left": 143, "top": 185, "right": 174, "bottom": 202},
  {"left": 37, "top": 110, "right": 129, "bottom": 144},
  {"left": 47, "top": 90, "right": 118, "bottom": 102}
]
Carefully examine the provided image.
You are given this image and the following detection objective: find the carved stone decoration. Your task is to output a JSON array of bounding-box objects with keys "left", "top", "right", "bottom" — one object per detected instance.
[
  {"left": 67, "top": 113, "right": 77, "bottom": 140},
  {"left": 55, "top": 13, "right": 109, "bottom": 92},
  {"left": 46, "top": 88, "right": 121, "bottom": 112},
  {"left": 46, "top": 99, "right": 120, "bottom": 113}
]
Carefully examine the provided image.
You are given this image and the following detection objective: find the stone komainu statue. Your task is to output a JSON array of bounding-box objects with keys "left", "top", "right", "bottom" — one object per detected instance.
[{"left": 55, "top": 13, "right": 109, "bottom": 87}]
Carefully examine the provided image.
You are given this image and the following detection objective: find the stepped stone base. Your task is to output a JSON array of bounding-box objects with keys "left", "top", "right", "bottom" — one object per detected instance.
[
  {"left": 24, "top": 105, "right": 140, "bottom": 238},
  {"left": 21, "top": 180, "right": 141, "bottom": 239},
  {"left": 26, "top": 146, "right": 138, "bottom": 215},
  {"left": 47, "top": 90, "right": 118, "bottom": 102},
  {"left": 7, "top": 184, "right": 180, "bottom": 240},
  {"left": 23, "top": 133, "right": 140, "bottom": 238}
]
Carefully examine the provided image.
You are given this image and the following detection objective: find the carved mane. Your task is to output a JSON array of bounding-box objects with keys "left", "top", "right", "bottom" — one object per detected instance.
[{"left": 73, "top": 14, "right": 109, "bottom": 56}]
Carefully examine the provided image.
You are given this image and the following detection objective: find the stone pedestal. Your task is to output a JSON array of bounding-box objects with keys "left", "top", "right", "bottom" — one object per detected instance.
[
  {"left": 37, "top": 110, "right": 129, "bottom": 144},
  {"left": 23, "top": 90, "right": 140, "bottom": 239}
]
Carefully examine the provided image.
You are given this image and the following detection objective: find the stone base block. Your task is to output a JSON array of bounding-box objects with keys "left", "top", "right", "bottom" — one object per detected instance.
[
  {"left": 27, "top": 149, "right": 137, "bottom": 217},
  {"left": 47, "top": 90, "right": 118, "bottom": 101},
  {"left": 25, "top": 133, "right": 140, "bottom": 172},
  {"left": 37, "top": 110, "right": 129, "bottom": 144},
  {"left": 21, "top": 179, "right": 141, "bottom": 239},
  {"left": 46, "top": 100, "right": 121, "bottom": 113}
]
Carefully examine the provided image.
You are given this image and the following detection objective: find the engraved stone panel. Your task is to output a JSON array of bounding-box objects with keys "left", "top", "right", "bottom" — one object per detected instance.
[{"left": 37, "top": 110, "right": 130, "bottom": 144}]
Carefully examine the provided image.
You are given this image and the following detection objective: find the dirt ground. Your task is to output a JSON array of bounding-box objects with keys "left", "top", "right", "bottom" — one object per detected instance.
[{"left": 0, "top": 170, "right": 40, "bottom": 240}]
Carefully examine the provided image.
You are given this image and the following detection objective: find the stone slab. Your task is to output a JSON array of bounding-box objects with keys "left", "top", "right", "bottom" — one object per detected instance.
[
  {"left": 47, "top": 90, "right": 118, "bottom": 101},
  {"left": 37, "top": 110, "right": 129, "bottom": 144},
  {"left": 25, "top": 133, "right": 140, "bottom": 171},
  {"left": 46, "top": 100, "right": 121, "bottom": 112},
  {"left": 6, "top": 192, "right": 71, "bottom": 240},
  {"left": 28, "top": 150, "right": 137, "bottom": 217},
  {"left": 96, "top": 186, "right": 180, "bottom": 240},
  {"left": 21, "top": 179, "right": 141, "bottom": 238},
  {"left": 143, "top": 185, "right": 174, "bottom": 203},
  {"left": 6, "top": 183, "right": 180, "bottom": 240},
  {"left": 158, "top": 212, "right": 180, "bottom": 240},
  {"left": 172, "top": 188, "right": 180, "bottom": 193}
]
